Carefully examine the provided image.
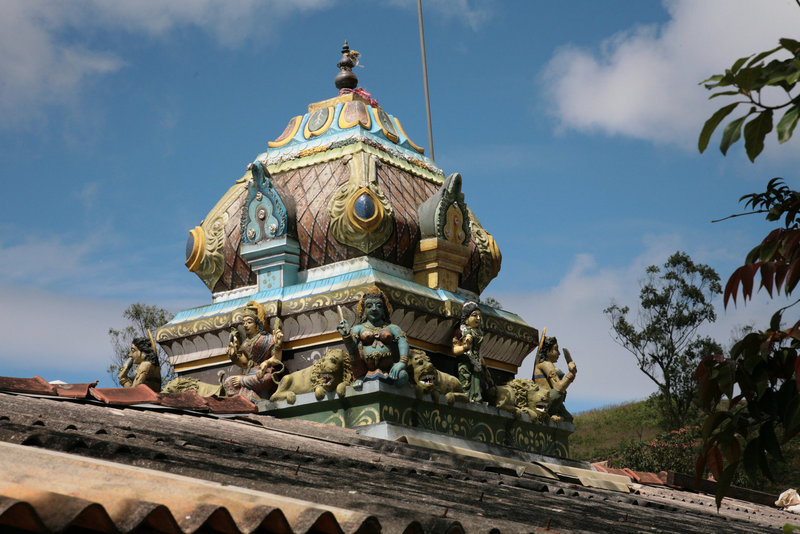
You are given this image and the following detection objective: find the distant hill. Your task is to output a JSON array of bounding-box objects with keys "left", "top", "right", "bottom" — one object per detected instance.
[
  {"left": 570, "top": 400, "right": 661, "bottom": 462},
  {"left": 570, "top": 399, "right": 800, "bottom": 496}
]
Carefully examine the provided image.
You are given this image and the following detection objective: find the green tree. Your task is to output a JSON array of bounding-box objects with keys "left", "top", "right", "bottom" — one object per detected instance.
[
  {"left": 604, "top": 252, "right": 723, "bottom": 430},
  {"left": 695, "top": 37, "right": 800, "bottom": 507},
  {"left": 108, "top": 303, "right": 175, "bottom": 386}
]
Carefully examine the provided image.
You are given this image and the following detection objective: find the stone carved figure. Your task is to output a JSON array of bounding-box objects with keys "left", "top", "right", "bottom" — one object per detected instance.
[
  {"left": 337, "top": 285, "right": 409, "bottom": 388},
  {"left": 223, "top": 300, "right": 284, "bottom": 401},
  {"left": 162, "top": 374, "right": 225, "bottom": 397},
  {"left": 270, "top": 348, "right": 353, "bottom": 404},
  {"left": 488, "top": 379, "right": 550, "bottom": 422},
  {"left": 118, "top": 334, "right": 162, "bottom": 392},
  {"left": 452, "top": 301, "right": 493, "bottom": 402},
  {"left": 407, "top": 349, "right": 468, "bottom": 405},
  {"left": 532, "top": 336, "right": 577, "bottom": 422}
]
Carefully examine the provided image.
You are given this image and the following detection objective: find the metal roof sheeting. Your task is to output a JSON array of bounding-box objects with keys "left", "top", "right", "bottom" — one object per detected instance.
[{"left": 0, "top": 441, "right": 382, "bottom": 534}]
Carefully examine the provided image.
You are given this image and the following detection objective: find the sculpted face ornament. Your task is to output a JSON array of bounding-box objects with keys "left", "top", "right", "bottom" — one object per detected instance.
[
  {"left": 128, "top": 344, "right": 144, "bottom": 364},
  {"left": 465, "top": 309, "right": 482, "bottom": 329},
  {"left": 257, "top": 208, "right": 266, "bottom": 220},
  {"left": 247, "top": 228, "right": 256, "bottom": 240},
  {"left": 363, "top": 297, "right": 385, "bottom": 324}
]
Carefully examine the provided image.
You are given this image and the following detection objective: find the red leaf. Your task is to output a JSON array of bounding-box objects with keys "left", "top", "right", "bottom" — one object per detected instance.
[
  {"left": 760, "top": 262, "right": 776, "bottom": 296},
  {"left": 724, "top": 268, "right": 743, "bottom": 307},
  {"left": 784, "top": 229, "right": 800, "bottom": 259},
  {"left": 695, "top": 453, "right": 707, "bottom": 487},
  {"left": 740, "top": 263, "right": 759, "bottom": 301},
  {"left": 776, "top": 262, "right": 790, "bottom": 292},
  {"left": 707, "top": 445, "right": 723, "bottom": 480},
  {"left": 786, "top": 259, "right": 800, "bottom": 294}
]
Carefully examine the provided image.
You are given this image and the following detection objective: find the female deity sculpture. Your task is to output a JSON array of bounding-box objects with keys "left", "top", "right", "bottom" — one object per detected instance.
[
  {"left": 118, "top": 333, "right": 162, "bottom": 392},
  {"left": 223, "top": 300, "right": 284, "bottom": 400},
  {"left": 452, "top": 301, "right": 493, "bottom": 402},
  {"left": 337, "top": 285, "right": 409, "bottom": 388},
  {"left": 533, "top": 336, "right": 577, "bottom": 421}
]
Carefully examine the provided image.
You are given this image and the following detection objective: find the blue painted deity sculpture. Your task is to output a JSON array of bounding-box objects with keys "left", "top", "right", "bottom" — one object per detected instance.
[{"left": 337, "top": 285, "right": 409, "bottom": 389}]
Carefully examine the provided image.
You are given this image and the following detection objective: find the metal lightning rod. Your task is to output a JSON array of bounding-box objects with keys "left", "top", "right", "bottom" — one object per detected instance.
[{"left": 417, "top": 0, "right": 435, "bottom": 161}]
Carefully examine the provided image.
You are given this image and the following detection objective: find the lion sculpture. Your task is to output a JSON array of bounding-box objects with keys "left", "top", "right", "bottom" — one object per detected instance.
[
  {"left": 488, "top": 378, "right": 551, "bottom": 422},
  {"left": 269, "top": 348, "right": 353, "bottom": 405},
  {"left": 407, "top": 349, "right": 468, "bottom": 405}
]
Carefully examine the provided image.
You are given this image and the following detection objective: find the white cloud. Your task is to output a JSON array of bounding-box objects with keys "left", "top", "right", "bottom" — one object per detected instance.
[
  {"left": 0, "top": 0, "right": 333, "bottom": 127},
  {"left": 541, "top": 0, "right": 800, "bottom": 147},
  {"left": 494, "top": 238, "right": 794, "bottom": 412},
  {"left": 0, "top": 284, "right": 128, "bottom": 382},
  {"left": 387, "top": 0, "right": 492, "bottom": 32}
]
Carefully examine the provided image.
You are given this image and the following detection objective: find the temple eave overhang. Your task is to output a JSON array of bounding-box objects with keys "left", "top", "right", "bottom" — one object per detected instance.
[{"left": 158, "top": 257, "right": 537, "bottom": 373}]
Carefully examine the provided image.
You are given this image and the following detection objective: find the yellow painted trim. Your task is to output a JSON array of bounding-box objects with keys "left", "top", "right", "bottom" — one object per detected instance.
[
  {"left": 484, "top": 358, "right": 518, "bottom": 373},
  {"left": 307, "top": 93, "right": 362, "bottom": 113},
  {"left": 393, "top": 117, "right": 424, "bottom": 154},
  {"left": 184, "top": 226, "right": 205, "bottom": 272},
  {"left": 173, "top": 354, "right": 230, "bottom": 372},
  {"left": 303, "top": 106, "right": 334, "bottom": 139},
  {"left": 268, "top": 116, "right": 302, "bottom": 148},
  {"left": 284, "top": 331, "right": 343, "bottom": 350},
  {"left": 370, "top": 107, "right": 399, "bottom": 143},
  {"left": 266, "top": 142, "right": 445, "bottom": 185},
  {"left": 338, "top": 100, "right": 372, "bottom": 130}
]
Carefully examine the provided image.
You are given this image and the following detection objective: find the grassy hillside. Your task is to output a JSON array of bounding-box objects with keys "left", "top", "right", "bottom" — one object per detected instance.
[
  {"left": 570, "top": 400, "right": 661, "bottom": 462},
  {"left": 570, "top": 400, "right": 800, "bottom": 496}
]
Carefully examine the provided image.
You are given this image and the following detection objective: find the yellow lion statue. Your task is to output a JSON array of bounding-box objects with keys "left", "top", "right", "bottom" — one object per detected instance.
[
  {"left": 269, "top": 348, "right": 353, "bottom": 404},
  {"left": 487, "top": 378, "right": 551, "bottom": 422},
  {"left": 407, "top": 349, "right": 468, "bottom": 405}
]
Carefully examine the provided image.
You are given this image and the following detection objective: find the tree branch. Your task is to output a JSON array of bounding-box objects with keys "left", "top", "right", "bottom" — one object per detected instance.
[{"left": 711, "top": 209, "right": 769, "bottom": 223}]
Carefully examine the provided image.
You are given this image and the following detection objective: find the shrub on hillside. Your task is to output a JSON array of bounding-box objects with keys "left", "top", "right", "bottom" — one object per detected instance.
[{"left": 611, "top": 426, "right": 700, "bottom": 474}]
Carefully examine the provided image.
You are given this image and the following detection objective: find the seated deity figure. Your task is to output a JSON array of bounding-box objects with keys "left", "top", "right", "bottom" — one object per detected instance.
[
  {"left": 533, "top": 336, "right": 577, "bottom": 421},
  {"left": 337, "top": 285, "right": 409, "bottom": 388},
  {"left": 223, "top": 300, "right": 284, "bottom": 400},
  {"left": 118, "top": 333, "right": 162, "bottom": 392},
  {"left": 452, "top": 301, "right": 493, "bottom": 402}
]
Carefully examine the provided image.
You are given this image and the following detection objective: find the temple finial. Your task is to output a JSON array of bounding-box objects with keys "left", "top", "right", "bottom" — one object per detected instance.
[{"left": 335, "top": 40, "right": 359, "bottom": 90}]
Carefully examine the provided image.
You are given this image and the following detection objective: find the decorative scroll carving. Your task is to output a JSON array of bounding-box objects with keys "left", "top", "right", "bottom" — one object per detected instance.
[
  {"left": 418, "top": 172, "right": 470, "bottom": 245},
  {"left": 467, "top": 207, "right": 502, "bottom": 293},
  {"left": 328, "top": 152, "right": 394, "bottom": 253},
  {"left": 185, "top": 179, "right": 249, "bottom": 291},
  {"left": 240, "top": 161, "right": 292, "bottom": 244}
]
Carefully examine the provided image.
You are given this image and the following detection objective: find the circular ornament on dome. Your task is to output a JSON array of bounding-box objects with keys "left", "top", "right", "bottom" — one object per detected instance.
[
  {"left": 346, "top": 187, "right": 384, "bottom": 232},
  {"left": 372, "top": 107, "right": 399, "bottom": 142},
  {"left": 354, "top": 192, "right": 376, "bottom": 220},
  {"left": 304, "top": 107, "right": 334, "bottom": 139},
  {"left": 269, "top": 116, "right": 302, "bottom": 148},
  {"left": 338, "top": 100, "right": 372, "bottom": 130}
]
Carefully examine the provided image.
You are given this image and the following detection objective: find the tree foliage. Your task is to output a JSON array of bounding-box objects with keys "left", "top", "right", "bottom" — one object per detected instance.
[
  {"left": 605, "top": 252, "right": 722, "bottom": 430},
  {"left": 108, "top": 303, "right": 175, "bottom": 386},
  {"left": 695, "top": 37, "right": 800, "bottom": 508},
  {"left": 698, "top": 38, "right": 800, "bottom": 161}
]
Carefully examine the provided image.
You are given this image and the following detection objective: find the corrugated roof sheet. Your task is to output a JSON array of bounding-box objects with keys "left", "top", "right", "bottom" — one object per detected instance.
[{"left": 0, "top": 441, "right": 379, "bottom": 534}]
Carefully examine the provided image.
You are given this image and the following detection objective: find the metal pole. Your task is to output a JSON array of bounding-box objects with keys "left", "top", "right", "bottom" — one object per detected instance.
[{"left": 417, "top": 0, "right": 434, "bottom": 161}]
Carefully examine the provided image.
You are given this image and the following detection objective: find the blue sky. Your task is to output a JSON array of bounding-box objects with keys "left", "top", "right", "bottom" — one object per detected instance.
[{"left": 1, "top": 0, "right": 798, "bottom": 412}]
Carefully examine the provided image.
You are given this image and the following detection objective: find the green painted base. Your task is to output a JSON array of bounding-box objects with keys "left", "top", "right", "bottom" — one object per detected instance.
[{"left": 258, "top": 381, "right": 573, "bottom": 458}]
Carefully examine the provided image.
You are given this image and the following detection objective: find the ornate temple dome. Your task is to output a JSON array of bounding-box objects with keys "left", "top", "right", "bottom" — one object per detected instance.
[
  {"left": 185, "top": 41, "right": 501, "bottom": 297},
  {"left": 164, "top": 43, "right": 531, "bottom": 385}
]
